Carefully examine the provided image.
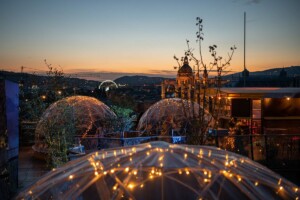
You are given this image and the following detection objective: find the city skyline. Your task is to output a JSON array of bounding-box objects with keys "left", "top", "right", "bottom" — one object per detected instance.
[{"left": 1, "top": 0, "right": 300, "bottom": 79}]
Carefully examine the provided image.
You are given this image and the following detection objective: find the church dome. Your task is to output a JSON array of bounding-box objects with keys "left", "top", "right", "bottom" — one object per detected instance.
[
  {"left": 178, "top": 56, "right": 193, "bottom": 74},
  {"left": 178, "top": 64, "right": 193, "bottom": 74}
]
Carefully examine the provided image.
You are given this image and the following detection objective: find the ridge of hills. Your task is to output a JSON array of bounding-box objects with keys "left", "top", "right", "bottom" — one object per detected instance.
[
  {"left": 0, "top": 70, "right": 99, "bottom": 89},
  {"left": 115, "top": 66, "right": 300, "bottom": 86},
  {"left": 114, "top": 75, "right": 172, "bottom": 86},
  {"left": 225, "top": 66, "right": 300, "bottom": 78},
  {"left": 1, "top": 66, "right": 299, "bottom": 87}
]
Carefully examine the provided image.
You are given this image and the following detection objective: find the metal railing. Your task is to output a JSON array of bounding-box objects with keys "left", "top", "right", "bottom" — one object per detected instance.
[
  {"left": 75, "top": 135, "right": 186, "bottom": 153},
  {"left": 209, "top": 134, "right": 300, "bottom": 185},
  {"left": 206, "top": 134, "right": 300, "bottom": 162},
  {"left": 75, "top": 134, "right": 300, "bottom": 164}
]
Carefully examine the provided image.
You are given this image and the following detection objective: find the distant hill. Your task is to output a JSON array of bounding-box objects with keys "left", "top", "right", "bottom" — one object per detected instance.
[
  {"left": 114, "top": 66, "right": 300, "bottom": 86},
  {"left": 2, "top": 66, "right": 299, "bottom": 88},
  {"left": 0, "top": 70, "right": 99, "bottom": 89},
  {"left": 222, "top": 66, "right": 300, "bottom": 87},
  {"left": 225, "top": 66, "right": 300, "bottom": 78},
  {"left": 114, "top": 75, "right": 173, "bottom": 86}
]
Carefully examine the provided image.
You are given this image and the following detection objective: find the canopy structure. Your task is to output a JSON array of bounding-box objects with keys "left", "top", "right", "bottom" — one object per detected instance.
[
  {"left": 18, "top": 141, "right": 299, "bottom": 200},
  {"left": 137, "top": 98, "right": 213, "bottom": 135},
  {"left": 33, "top": 96, "right": 116, "bottom": 153}
]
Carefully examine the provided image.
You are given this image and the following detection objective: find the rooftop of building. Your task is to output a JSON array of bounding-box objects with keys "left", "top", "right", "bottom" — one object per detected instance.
[{"left": 219, "top": 87, "right": 300, "bottom": 98}]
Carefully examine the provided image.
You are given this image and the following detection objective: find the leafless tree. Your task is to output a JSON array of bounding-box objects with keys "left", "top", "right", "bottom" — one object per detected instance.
[{"left": 174, "top": 17, "right": 236, "bottom": 144}]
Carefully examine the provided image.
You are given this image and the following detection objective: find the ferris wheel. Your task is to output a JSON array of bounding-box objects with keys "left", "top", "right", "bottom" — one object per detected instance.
[{"left": 98, "top": 80, "right": 118, "bottom": 91}]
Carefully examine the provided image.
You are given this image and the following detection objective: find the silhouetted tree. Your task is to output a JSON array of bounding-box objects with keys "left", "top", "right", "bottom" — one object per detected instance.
[
  {"left": 111, "top": 105, "right": 135, "bottom": 135},
  {"left": 174, "top": 17, "right": 236, "bottom": 145}
]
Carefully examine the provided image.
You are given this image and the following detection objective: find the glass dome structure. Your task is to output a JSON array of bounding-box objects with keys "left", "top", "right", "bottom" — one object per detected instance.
[
  {"left": 33, "top": 96, "right": 116, "bottom": 153},
  {"left": 137, "top": 98, "right": 213, "bottom": 135},
  {"left": 17, "top": 141, "right": 299, "bottom": 200}
]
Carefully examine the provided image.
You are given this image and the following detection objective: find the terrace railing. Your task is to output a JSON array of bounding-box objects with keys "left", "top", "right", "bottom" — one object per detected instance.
[
  {"left": 206, "top": 134, "right": 300, "bottom": 162},
  {"left": 74, "top": 135, "right": 186, "bottom": 153},
  {"left": 74, "top": 133, "right": 299, "bottom": 184},
  {"left": 75, "top": 134, "right": 300, "bottom": 164}
]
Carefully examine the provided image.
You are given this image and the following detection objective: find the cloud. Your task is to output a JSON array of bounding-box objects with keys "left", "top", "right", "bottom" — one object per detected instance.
[
  {"left": 246, "top": 0, "right": 262, "bottom": 5},
  {"left": 65, "top": 68, "right": 99, "bottom": 73},
  {"left": 233, "top": 0, "right": 263, "bottom": 5},
  {"left": 147, "top": 70, "right": 177, "bottom": 75}
]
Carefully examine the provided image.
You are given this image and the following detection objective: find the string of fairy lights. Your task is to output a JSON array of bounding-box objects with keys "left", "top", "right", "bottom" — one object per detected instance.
[{"left": 18, "top": 141, "right": 299, "bottom": 199}]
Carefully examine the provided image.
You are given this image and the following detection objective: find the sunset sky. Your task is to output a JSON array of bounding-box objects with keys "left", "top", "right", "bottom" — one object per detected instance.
[{"left": 1, "top": 0, "right": 299, "bottom": 80}]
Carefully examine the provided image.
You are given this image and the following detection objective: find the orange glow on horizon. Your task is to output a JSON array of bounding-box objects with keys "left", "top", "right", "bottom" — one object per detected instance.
[{"left": 0, "top": 54, "right": 298, "bottom": 76}]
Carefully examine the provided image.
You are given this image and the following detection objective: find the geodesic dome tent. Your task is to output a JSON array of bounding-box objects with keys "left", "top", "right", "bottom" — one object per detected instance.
[
  {"left": 137, "top": 98, "right": 213, "bottom": 135},
  {"left": 17, "top": 141, "right": 299, "bottom": 200},
  {"left": 33, "top": 96, "right": 116, "bottom": 153}
]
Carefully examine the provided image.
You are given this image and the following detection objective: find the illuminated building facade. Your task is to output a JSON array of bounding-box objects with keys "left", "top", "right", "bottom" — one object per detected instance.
[
  {"left": 161, "top": 56, "right": 201, "bottom": 103},
  {"left": 213, "top": 87, "right": 300, "bottom": 135}
]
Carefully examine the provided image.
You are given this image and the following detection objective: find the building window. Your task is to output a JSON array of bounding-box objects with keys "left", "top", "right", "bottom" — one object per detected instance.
[
  {"left": 252, "top": 100, "right": 261, "bottom": 119},
  {"left": 252, "top": 99, "right": 261, "bottom": 134}
]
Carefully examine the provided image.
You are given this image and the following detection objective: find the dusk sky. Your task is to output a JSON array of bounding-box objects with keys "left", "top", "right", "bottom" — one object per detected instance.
[{"left": 1, "top": 0, "right": 299, "bottom": 80}]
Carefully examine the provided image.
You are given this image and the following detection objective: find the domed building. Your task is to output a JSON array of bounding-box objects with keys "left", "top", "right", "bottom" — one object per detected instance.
[
  {"left": 177, "top": 56, "right": 194, "bottom": 84},
  {"left": 33, "top": 96, "right": 116, "bottom": 153},
  {"left": 137, "top": 98, "right": 213, "bottom": 135},
  {"left": 161, "top": 56, "right": 201, "bottom": 103}
]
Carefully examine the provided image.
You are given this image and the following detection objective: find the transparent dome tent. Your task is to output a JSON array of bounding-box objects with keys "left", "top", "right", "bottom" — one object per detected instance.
[
  {"left": 17, "top": 141, "right": 299, "bottom": 200},
  {"left": 33, "top": 96, "right": 116, "bottom": 153},
  {"left": 137, "top": 98, "right": 213, "bottom": 135}
]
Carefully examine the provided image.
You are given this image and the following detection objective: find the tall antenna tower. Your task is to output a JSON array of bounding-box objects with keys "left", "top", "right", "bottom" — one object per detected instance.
[{"left": 243, "top": 12, "right": 246, "bottom": 87}]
